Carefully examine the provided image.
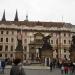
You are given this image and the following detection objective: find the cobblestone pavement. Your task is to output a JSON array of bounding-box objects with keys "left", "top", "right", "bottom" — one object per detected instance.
[{"left": 0, "top": 67, "right": 61, "bottom": 75}]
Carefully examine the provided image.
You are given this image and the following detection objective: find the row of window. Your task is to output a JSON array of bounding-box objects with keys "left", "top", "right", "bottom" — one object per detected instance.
[
  {"left": 0, "top": 53, "right": 13, "bottom": 57},
  {"left": 0, "top": 45, "right": 27, "bottom": 51},
  {"left": 0, "top": 31, "right": 14, "bottom": 35},
  {"left": 0, "top": 45, "right": 13, "bottom": 51},
  {"left": 0, "top": 31, "right": 71, "bottom": 37},
  {"left": 0, "top": 38, "right": 27, "bottom": 43},
  {"left": 0, "top": 31, "right": 27, "bottom": 36},
  {"left": 63, "top": 33, "right": 71, "bottom": 37},
  {"left": 49, "top": 33, "right": 71, "bottom": 37},
  {"left": 51, "top": 39, "right": 71, "bottom": 44},
  {"left": 0, "top": 38, "right": 14, "bottom": 42}
]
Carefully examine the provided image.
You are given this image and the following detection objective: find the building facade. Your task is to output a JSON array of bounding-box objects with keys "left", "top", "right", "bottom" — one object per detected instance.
[{"left": 0, "top": 11, "right": 75, "bottom": 62}]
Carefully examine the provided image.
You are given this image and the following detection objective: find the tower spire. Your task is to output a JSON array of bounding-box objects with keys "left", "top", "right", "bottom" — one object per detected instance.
[
  {"left": 14, "top": 10, "right": 18, "bottom": 21},
  {"left": 2, "top": 10, "right": 6, "bottom": 21}
]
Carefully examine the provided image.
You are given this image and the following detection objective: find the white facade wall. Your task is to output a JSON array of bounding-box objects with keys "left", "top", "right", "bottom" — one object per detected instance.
[{"left": 0, "top": 22, "right": 75, "bottom": 60}]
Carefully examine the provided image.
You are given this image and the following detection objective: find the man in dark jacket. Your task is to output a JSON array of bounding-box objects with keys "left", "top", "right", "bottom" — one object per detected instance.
[
  {"left": 1, "top": 60, "right": 6, "bottom": 73},
  {"left": 10, "top": 59, "right": 26, "bottom": 75},
  {"left": 50, "top": 62, "right": 53, "bottom": 71}
]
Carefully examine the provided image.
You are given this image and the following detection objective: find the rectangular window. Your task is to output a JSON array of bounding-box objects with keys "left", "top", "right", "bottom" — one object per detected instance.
[
  {"left": 64, "top": 33, "right": 66, "bottom": 37},
  {"left": 5, "top": 54, "right": 7, "bottom": 57},
  {"left": 0, "top": 38, "right": 3, "bottom": 42},
  {"left": 1, "top": 31, "right": 3, "bottom": 34},
  {"left": 5, "top": 45, "right": 8, "bottom": 51},
  {"left": 64, "top": 48, "right": 66, "bottom": 52},
  {"left": 11, "top": 46, "right": 13, "bottom": 51},
  {"left": 0, "top": 54, "right": 2, "bottom": 57},
  {"left": 11, "top": 38, "right": 14, "bottom": 42},
  {"left": 64, "top": 40, "right": 66, "bottom": 44},
  {"left": 6, "top": 38, "right": 8, "bottom": 42},
  {"left": 12, "top": 31, "right": 14, "bottom": 35},
  {"left": 0, "top": 45, "right": 2, "bottom": 51}
]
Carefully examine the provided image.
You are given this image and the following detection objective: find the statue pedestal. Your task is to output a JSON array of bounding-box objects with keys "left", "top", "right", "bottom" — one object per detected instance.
[{"left": 15, "top": 51, "right": 23, "bottom": 60}]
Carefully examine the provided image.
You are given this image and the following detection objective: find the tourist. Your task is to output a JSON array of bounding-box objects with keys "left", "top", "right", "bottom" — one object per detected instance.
[
  {"left": 10, "top": 59, "right": 26, "bottom": 75},
  {"left": 61, "top": 65, "right": 64, "bottom": 74},
  {"left": 0, "top": 60, "right": 2, "bottom": 73},
  {"left": 1, "top": 59, "right": 6, "bottom": 73},
  {"left": 50, "top": 62, "right": 53, "bottom": 71},
  {"left": 64, "top": 65, "right": 68, "bottom": 75}
]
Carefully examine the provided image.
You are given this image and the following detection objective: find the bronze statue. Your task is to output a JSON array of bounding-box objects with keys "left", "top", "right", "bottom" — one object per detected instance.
[
  {"left": 42, "top": 35, "right": 52, "bottom": 50},
  {"left": 15, "top": 39, "right": 23, "bottom": 51}
]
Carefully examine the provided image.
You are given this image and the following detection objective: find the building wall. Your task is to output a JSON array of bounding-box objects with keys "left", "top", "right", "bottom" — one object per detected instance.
[
  {"left": 0, "top": 22, "right": 75, "bottom": 61},
  {"left": 0, "top": 30, "right": 17, "bottom": 60}
]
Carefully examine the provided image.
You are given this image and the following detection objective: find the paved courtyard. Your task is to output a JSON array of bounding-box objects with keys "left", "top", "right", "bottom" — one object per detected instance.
[{"left": 0, "top": 66, "right": 61, "bottom": 75}]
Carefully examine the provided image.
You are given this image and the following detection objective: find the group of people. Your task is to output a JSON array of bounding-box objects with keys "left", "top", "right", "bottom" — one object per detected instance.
[
  {"left": 0, "top": 59, "right": 6, "bottom": 73},
  {"left": 0, "top": 58, "right": 26, "bottom": 75},
  {"left": 49, "top": 58, "right": 75, "bottom": 75},
  {"left": 61, "top": 61, "right": 75, "bottom": 75},
  {"left": 49, "top": 58, "right": 57, "bottom": 71},
  {"left": 0, "top": 57, "right": 75, "bottom": 75}
]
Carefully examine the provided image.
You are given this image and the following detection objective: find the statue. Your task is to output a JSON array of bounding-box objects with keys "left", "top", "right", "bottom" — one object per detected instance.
[
  {"left": 15, "top": 39, "right": 23, "bottom": 51},
  {"left": 42, "top": 35, "right": 52, "bottom": 50},
  {"left": 15, "top": 31, "right": 23, "bottom": 51},
  {"left": 15, "top": 31, "right": 23, "bottom": 60}
]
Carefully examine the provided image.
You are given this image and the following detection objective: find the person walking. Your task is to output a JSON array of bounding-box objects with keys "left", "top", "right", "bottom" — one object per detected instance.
[
  {"left": 50, "top": 62, "right": 53, "bottom": 71},
  {"left": 10, "top": 59, "right": 26, "bottom": 75},
  {"left": 0, "top": 60, "right": 2, "bottom": 73},
  {"left": 1, "top": 60, "right": 6, "bottom": 73},
  {"left": 64, "top": 65, "right": 68, "bottom": 75},
  {"left": 61, "top": 65, "right": 64, "bottom": 74}
]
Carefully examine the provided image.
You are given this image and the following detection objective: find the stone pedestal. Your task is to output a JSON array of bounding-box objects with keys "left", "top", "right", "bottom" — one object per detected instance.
[{"left": 15, "top": 51, "right": 23, "bottom": 60}]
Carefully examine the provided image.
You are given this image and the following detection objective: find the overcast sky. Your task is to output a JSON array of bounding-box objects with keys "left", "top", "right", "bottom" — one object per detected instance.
[{"left": 0, "top": 0, "right": 75, "bottom": 24}]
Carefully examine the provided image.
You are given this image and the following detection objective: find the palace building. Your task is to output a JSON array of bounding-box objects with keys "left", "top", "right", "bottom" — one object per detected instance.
[{"left": 0, "top": 10, "right": 75, "bottom": 62}]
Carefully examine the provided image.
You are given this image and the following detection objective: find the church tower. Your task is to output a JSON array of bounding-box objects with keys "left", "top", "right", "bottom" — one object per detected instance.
[
  {"left": 2, "top": 10, "right": 6, "bottom": 21},
  {"left": 14, "top": 10, "right": 18, "bottom": 21}
]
